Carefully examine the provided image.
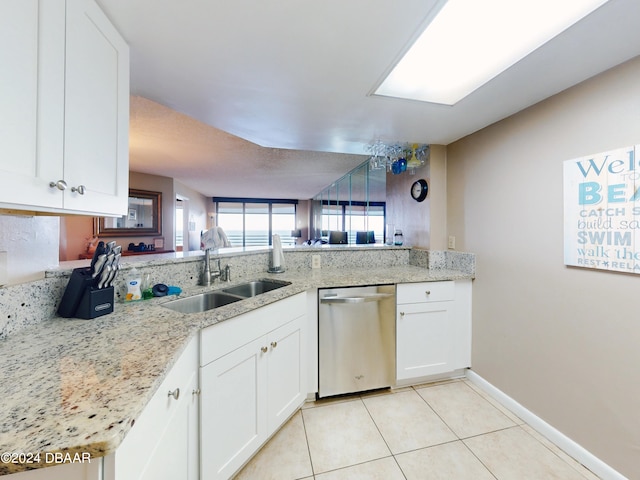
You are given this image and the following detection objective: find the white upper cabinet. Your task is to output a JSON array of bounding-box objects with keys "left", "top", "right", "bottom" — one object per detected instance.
[{"left": 0, "top": 0, "right": 129, "bottom": 216}]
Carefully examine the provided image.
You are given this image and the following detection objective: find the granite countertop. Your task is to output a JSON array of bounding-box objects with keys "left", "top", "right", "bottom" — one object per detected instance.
[{"left": 0, "top": 265, "right": 471, "bottom": 474}]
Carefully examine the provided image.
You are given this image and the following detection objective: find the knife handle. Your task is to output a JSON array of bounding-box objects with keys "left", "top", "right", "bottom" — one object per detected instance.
[
  {"left": 97, "top": 265, "right": 112, "bottom": 289},
  {"left": 91, "top": 254, "right": 107, "bottom": 279},
  {"left": 107, "top": 263, "right": 121, "bottom": 288},
  {"left": 90, "top": 241, "right": 105, "bottom": 273},
  {"left": 105, "top": 240, "right": 117, "bottom": 256},
  {"left": 106, "top": 254, "right": 121, "bottom": 287}
]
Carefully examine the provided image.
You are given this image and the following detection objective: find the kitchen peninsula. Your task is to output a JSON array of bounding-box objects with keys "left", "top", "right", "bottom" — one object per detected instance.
[{"left": 0, "top": 246, "right": 474, "bottom": 478}]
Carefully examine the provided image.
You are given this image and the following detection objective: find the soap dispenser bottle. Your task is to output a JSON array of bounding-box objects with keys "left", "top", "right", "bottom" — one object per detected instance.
[{"left": 394, "top": 228, "right": 404, "bottom": 246}]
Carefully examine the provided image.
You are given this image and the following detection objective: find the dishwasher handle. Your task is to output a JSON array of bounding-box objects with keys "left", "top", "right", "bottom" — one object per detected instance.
[{"left": 320, "top": 293, "right": 394, "bottom": 304}]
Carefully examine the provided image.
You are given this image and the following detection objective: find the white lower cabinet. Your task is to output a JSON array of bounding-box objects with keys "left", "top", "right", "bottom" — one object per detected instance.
[
  {"left": 105, "top": 336, "right": 199, "bottom": 480},
  {"left": 265, "top": 319, "right": 305, "bottom": 433},
  {"left": 200, "top": 293, "right": 306, "bottom": 480},
  {"left": 396, "top": 280, "right": 472, "bottom": 381}
]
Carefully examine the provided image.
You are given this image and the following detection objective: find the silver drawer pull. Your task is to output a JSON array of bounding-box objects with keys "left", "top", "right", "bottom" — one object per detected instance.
[
  {"left": 71, "top": 184, "right": 86, "bottom": 195},
  {"left": 168, "top": 388, "right": 180, "bottom": 400},
  {"left": 400, "top": 312, "right": 405, "bottom": 317},
  {"left": 49, "top": 180, "right": 67, "bottom": 191},
  {"left": 425, "top": 290, "right": 431, "bottom": 295}
]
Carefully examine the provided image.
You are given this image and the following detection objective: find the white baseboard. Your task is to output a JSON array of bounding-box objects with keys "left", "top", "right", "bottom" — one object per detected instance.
[
  {"left": 394, "top": 368, "right": 468, "bottom": 388},
  {"left": 465, "top": 370, "right": 628, "bottom": 480}
]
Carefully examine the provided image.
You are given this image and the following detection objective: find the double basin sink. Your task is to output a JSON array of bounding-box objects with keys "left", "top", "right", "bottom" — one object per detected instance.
[{"left": 162, "top": 279, "right": 290, "bottom": 314}]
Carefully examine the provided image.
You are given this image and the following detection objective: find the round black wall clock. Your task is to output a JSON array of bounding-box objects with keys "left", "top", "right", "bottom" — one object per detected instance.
[{"left": 410, "top": 178, "right": 429, "bottom": 202}]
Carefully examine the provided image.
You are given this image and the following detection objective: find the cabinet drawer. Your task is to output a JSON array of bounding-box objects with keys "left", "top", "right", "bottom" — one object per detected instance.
[{"left": 397, "top": 281, "right": 454, "bottom": 304}]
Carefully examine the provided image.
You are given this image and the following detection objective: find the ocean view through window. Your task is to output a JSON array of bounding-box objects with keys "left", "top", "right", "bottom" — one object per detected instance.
[{"left": 214, "top": 199, "right": 297, "bottom": 247}]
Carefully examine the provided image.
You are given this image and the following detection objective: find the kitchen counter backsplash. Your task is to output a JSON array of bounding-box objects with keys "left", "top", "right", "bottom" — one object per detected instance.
[
  {"left": 0, "top": 276, "right": 68, "bottom": 340},
  {"left": 410, "top": 248, "right": 476, "bottom": 274},
  {"left": 0, "top": 246, "right": 474, "bottom": 340}
]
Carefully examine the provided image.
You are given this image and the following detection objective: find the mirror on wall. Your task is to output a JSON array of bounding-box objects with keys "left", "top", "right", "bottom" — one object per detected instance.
[
  {"left": 94, "top": 189, "right": 162, "bottom": 237},
  {"left": 311, "top": 159, "right": 386, "bottom": 244}
]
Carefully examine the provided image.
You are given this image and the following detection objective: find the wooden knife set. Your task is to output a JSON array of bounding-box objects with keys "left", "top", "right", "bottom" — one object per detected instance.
[{"left": 58, "top": 241, "right": 121, "bottom": 319}]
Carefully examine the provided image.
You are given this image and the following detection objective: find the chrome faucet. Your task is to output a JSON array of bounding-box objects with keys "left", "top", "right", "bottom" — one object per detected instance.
[{"left": 201, "top": 249, "right": 222, "bottom": 286}]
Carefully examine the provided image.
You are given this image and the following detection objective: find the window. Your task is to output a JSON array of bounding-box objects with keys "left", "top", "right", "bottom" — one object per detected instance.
[
  {"left": 214, "top": 198, "right": 297, "bottom": 247},
  {"left": 321, "top": 201, "right": 386, "bottom": 243},
  {"left": 245, "top": 203, "right": 269, "bottom": 246}
]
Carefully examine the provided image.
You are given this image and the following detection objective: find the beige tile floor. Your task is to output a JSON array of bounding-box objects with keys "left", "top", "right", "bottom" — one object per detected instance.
[{"left": 234, "top": 379, "right": 601, "bottom": 480}]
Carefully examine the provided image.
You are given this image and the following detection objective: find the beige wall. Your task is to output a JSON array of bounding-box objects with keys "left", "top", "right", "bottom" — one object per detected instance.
[
  {"left": 175, "top": 180, "right": 209, "bottom": 251},
  {"left": 59, "top": 172, "right": 185, "bottom": 261},
  {"left": 385, "top": 145, "right": 448, "bottom": 249},
  {"left": 386, "top": 160, "right": 431, "bottom": 247},
  {"left": 447, "top": 56, "right": 640, "bottom": 478},
  {"left": 129, "top": 171, "right": 176, "bottom": 251}
]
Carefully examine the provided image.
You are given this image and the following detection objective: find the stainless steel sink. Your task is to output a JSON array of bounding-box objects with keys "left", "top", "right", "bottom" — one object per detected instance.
[
  {"left": 162, "top": 279, "right": 290, "bottom": 314},
  {"left": 222, "top": 279, "right": 290, "bottom": 298},
  {"left": 162, "top": 291, "right": 244, "bottom": 314}
]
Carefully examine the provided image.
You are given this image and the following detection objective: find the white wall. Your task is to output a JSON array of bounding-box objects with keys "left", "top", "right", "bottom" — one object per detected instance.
[
  {"left": 447, "top": 56, "right": 640, "bottom": 478},
  {"left": 0, "top": 214, "right": 59, "bottom": 285}
]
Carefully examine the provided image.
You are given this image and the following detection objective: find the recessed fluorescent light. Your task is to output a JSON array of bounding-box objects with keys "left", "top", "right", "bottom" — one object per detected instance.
[{"left": 374, "top": 0, "right": 609, "bottom": 105}]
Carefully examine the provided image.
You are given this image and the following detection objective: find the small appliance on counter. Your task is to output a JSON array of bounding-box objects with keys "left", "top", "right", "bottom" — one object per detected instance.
[{"left": 58, "top": 241, "right": 121, "bottom": 319}]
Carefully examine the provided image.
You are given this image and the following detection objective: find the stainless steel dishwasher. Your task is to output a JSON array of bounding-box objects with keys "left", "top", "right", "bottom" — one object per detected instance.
[{"left": 318, "top": 285, "right": 396, "bottom": 398}]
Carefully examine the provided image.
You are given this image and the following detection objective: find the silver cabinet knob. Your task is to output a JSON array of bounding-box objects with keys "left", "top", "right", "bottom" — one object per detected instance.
[
  {"left": 261, "top": 346, "right": 268, "bottom": 353},
  {"left": 192, "top": 389, "right": 201, "bottom": 396},
  {"left": 270, "top": 341, "right": 278, "bottom": 348},
  {"left": 71, "top": 185, "right": 86, "bottom": 195},
  {"left": 49, "top": 180, "right": 67, "bottom": 191},
  {"left": 168, "top": 388, "right": 180, "bottom": 400},
  {"left": 400, "top": 312, "right": 405, "bottom": 317},
  {"left": 425, "top": 290, "right": 431, "bottom": 295}
]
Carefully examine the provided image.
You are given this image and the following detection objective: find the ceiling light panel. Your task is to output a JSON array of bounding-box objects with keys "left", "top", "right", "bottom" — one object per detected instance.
[{"left": 374, "top": 0, "right": 610, "bottom": 105}]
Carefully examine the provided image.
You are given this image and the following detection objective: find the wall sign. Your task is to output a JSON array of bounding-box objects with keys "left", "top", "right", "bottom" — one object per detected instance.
[{"left": 564, "top": 145, "right": 640, "bottom": 274}]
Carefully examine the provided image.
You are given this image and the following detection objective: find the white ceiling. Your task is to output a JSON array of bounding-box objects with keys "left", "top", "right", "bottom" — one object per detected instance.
[{"left": 97, "top": 0, "right": 640, "bottom": 199}]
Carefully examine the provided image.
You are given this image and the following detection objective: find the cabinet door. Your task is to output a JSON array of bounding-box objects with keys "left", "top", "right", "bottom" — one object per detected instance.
[
  {"left": 396, "top": 301, "right": 453, "bottom": 380},
  {"left": 111, "top": 337, "right": 198, "bottom": 480},
  {"left": 200, "top": 336, "right": 267, "bottom": 480},
  {"left": 136, "top": 369, "right": 199, "bottom": 480},
  {"left": 63, "top": 0, "right": 129, "bottom": 215},
  {"left": 0, "top": 0, "right": 65, "bottom": 209},
  {"left": 266, "top": 317, "right": 305, "bottom": 434}
]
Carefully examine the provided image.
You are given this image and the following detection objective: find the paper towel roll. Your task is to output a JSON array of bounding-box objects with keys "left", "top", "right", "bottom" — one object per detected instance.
[{"left": 272, "top": 234, "right": 282, "bottom": 268}]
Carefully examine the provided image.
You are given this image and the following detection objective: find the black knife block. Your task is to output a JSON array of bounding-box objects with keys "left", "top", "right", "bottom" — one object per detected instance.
[
  {"left": 58, "top": 267, "right": 114, "bottom": 319},
  {"left": 75, "top": 286, "right": 114, "bottom": 319}
]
